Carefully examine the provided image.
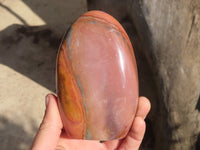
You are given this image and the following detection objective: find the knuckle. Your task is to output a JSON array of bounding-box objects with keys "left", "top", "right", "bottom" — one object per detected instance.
[{"left": 39, "top": 121, "right": 62, "bottom": 132}]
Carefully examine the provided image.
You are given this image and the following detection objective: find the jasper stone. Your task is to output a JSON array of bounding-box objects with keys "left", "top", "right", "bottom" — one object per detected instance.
[{"left": 56, "top": 11, "right": 138, "bottom": 140}]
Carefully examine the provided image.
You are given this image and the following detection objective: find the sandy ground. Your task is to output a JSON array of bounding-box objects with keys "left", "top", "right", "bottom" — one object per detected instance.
[{"left": 0, "top": 0, "right": 87, "bottom": 149}]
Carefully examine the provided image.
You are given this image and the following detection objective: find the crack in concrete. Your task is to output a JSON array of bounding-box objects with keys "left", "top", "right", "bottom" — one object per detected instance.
[{"left": 187, "top": 15, "right": 195, "bottom": 45}]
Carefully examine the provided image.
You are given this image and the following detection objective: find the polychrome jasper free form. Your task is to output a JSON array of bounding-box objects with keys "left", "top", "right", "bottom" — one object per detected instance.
[{"left": 56, "top": 11, "right": 138, "bottom": 141}]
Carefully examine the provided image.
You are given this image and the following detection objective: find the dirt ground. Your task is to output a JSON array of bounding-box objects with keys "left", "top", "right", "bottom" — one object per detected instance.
[{"left": 0, "top": 0, "right": 87, "bottom": 149}]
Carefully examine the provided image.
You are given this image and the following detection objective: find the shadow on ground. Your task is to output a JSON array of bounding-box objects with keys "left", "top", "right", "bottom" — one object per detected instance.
[
  {"left": 0, "top": 1, "right": 86, "bottom": 149},
  {"left": 0, "top": 0, "right": 87, "bottom": 91},
  {"left": 0, "top": 24, "right": 61, "bottom": 92},
  {"left": 0, "top": 116, "right": 38, "bottom": 150}
]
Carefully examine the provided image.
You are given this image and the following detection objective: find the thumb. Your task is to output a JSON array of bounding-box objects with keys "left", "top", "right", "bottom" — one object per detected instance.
[{"left": 31, "top": 94, "right": 63, "bottom": 150}]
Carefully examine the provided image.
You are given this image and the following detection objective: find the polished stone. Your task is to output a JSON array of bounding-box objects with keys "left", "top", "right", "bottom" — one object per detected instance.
[{"left": 57, "top": 10, "right": 138, "bottom": 140}]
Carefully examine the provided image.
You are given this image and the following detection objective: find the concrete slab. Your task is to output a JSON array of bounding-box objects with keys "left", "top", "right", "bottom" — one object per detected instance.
[{"left": 0, "top": 0, "right": 87, "bottom": 149}]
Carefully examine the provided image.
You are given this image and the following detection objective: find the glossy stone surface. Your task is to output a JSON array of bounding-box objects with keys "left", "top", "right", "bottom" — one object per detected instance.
[{"left": 56, "top": 11, "right": 138, "bottom": 140}]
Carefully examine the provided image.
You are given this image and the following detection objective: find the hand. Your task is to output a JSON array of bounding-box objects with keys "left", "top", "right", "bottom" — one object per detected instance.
[{"left": 31, "top": 94, "right": 150, "bottom": 150}]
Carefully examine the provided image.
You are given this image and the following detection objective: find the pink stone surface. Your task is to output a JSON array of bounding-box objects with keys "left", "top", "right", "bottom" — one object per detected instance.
[{"left": 57, "top": 11, "right": 138, "bottom": 140}]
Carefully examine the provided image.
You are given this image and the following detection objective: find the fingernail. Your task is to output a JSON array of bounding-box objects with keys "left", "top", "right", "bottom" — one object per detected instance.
[{"left": 45, "top": 95, "right": 50, "bottom": 107}]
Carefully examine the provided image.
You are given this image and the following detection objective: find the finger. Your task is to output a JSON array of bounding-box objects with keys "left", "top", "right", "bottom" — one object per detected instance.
[
  {"left": 135, "top": 96, "right": 151, "bottom": 119},
  {"left": 118, "top": 97, "right": 150, "bottom": 150},
  {"left": 57, "top": 133, "right": 106, "bottom": 150},
  {"left": 118, "top": 116, "right": 146, "bottom": 150},
  {"left": 103, "top": 139, "right": 121, "bottom": 150},
  {"left": 31, "top": 94, "right": 63, "bottom": 150}
]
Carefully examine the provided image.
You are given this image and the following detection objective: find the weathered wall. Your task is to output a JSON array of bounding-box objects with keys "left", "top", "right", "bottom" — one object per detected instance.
[{"left": 88, "top": 0, "right": 200, "bottom": 149}]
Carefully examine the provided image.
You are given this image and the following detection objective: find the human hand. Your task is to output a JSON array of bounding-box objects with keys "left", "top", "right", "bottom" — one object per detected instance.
[{"left": 31, "top": 94, "right": 150, "bottom": 150}]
